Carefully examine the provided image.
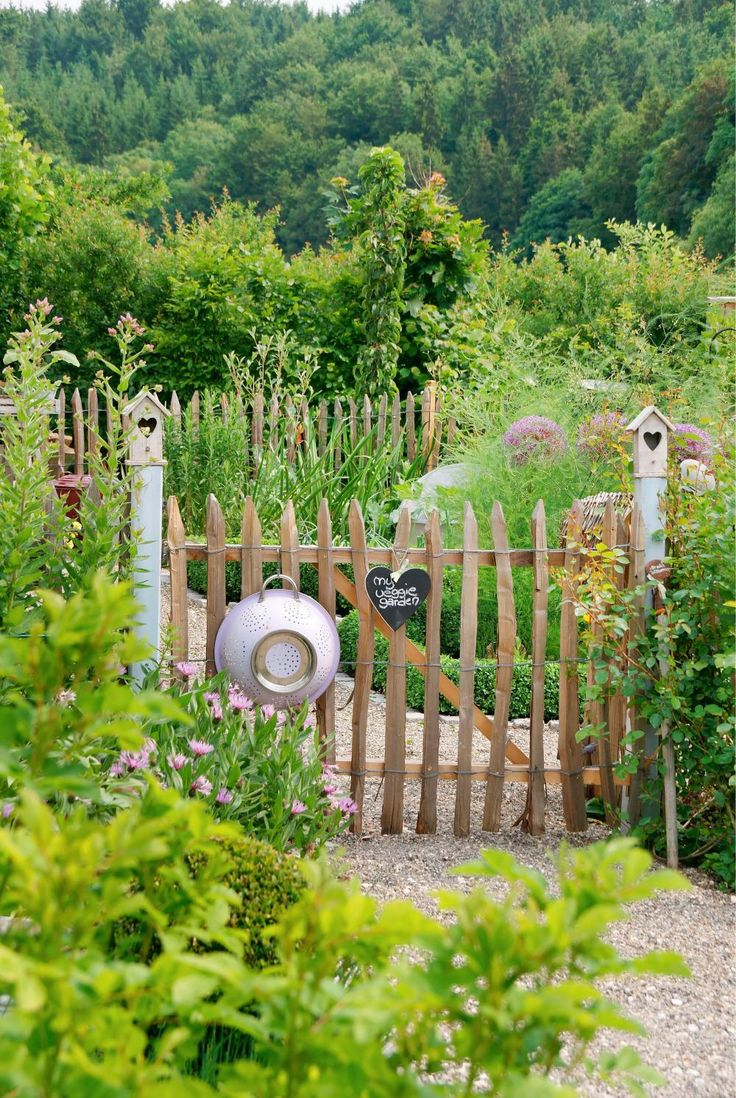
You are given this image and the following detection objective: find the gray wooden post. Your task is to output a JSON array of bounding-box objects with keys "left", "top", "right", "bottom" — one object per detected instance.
[
  {"left": 123, "top": 391, "right": 170, "bottom": 684},
  {"left": 622, "top": 406, "right": 674, "bottom": 825}
]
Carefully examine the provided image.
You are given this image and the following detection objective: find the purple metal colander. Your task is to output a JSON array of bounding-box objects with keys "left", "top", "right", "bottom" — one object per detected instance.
[{"left": 214, "top": 574, "right": 340, "bottom": 709}]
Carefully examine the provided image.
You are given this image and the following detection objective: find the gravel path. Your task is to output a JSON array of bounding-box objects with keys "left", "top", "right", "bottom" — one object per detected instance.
[{"left": 162, "top": 582, "right": 736, "bottom": 1096}]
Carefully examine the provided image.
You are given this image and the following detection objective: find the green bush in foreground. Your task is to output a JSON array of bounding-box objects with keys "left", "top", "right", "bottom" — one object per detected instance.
[
  {"left": 338, "top": 609, "right": 560, "bottom": 720},
  {"left": 0, "top": 571, "right": 689, "bottom": 1094}
]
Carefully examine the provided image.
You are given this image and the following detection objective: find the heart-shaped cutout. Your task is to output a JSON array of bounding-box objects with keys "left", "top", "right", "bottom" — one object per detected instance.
[
  {"left": 137, "top": 416, "right": 158, "bottom": 437},
  {"left": 643, "top": 430, "right": 661, "bottom": 452},
  {"left": 365, "top": 566, "right": 431, "bottom": 630}
]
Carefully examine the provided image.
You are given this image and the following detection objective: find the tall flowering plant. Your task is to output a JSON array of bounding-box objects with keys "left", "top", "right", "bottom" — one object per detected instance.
[
  {"left": 105, "top": 669, "right": 355, "bottom": 854},
  {"left": 502, "top": 415, "right": 568, "bottom": 466}
]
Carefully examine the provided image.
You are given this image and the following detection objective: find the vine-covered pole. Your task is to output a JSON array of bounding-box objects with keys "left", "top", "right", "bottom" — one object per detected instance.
[
  {"left": 124, "top": 390, "right": 170, "bottom": 683},
  {"left": 624, "top": 406, "right": 675, "bottom": 835}
]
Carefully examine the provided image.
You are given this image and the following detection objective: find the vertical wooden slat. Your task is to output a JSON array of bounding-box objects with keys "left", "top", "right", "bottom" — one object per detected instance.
[
  {"left": 362, "top": 394, "right": 372, "bottom": 462},
  {"left": 348, "top": 396, "right": 358, "bottom": 450},
  {"left": 391, "top": 393, "right": 402, "bottom": 453},
  {"left": 416, "top": 509, "right": 443, "bottom": 834},
  {"left": 454, "top": 502, "right": 478, "bottom": 837},
  {"left": 56, "top": 387, "right": 66, "bottom": 473},
  {"left": 279, "top": 500, "right": 300, "bottom": 590},
  {"left": 406, "top": 391, "right": 416, "bottom": 460},
  {"left": 300, "top": 397, "right": 310, "bottom": 449},
  {"left": 87, "top": 387, "right": 99, "bottom": 460},
  {"left": 269, "top": 394, "right": 279, "bottom": 452},
  {"left": 348, "top": 499, "right": 374, "bottom": 835},
  {"left": 625, "top": 502, "right": 646, "bottom": 827},
  {"left": 432, "top": 389, "right": 443, "bottom": 469},
  {"left": 205, "top": 494, "right": 226, "bottom": 676},
  {"left": 71, "top": 388, "right": 84, "bottom": 474},
  {"left": 318, "top": 400, "right": 328, "bottom": 456},
  {"left": 598, "top": 500, "right": 619, "bottom": 822},
  {"left": 420, "top": 385, "right": 432, "bottom": 464},
  {"left": 333, "top": 398, "right": 343, "bottom": 470},
  {"left": 167, "top": 495, "right": 189, "bottom": 667},
  {"left": 608, "top": 512, "right": 629, "bottom": 784},
  {"left": 285, "top": 395, "right": 296, "bottom": 462},
  {"left": 316, "top": 499, "right": 336, "bottom": 763},
  {"left": 382, "top": 502, "right": 411, "bottom": 835},
  {"left": 447, "top": 415, "right": 457, "bottom": 449},
  {"left": 190, "top": 391, "right": 200, "bottom": 435},
  {"left": 558, "top": 501, "right": 588, "bottom": 832},
  {"left": 524, "top": 499, "right": 548, "bottom": 836},
  {"left": 376, "top": 392, "right": 387, "bottom": 449},
  {"left": 483, "top": 501, "right": 515, "bottom": 832},
  {"left": 252, "top": 391, "right": 264, "bottom": 462},
  {"left": 240, "top": 496, "right": 263, "bottom": 600},
  {"left": 170, "top": 390, "right": 181, "bottom": 428}
]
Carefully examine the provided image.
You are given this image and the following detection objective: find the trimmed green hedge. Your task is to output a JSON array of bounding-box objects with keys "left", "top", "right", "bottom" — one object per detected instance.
[{"left": 338, "top": 610, "right": 560, "bottom": 721}]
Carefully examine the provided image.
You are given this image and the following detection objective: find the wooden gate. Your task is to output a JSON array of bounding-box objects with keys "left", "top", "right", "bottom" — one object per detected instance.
[{"left": 166, "top": 493, "right": 642, "bottom": 837}]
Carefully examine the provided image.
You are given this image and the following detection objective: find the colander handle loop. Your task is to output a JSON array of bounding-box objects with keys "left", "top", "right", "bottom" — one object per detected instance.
[{"left": 259, "top": 573, "right": 300, "bottom": 602}]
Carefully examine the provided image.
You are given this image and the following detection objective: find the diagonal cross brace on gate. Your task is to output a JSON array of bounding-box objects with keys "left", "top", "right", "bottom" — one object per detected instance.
[{"left": 331, "top": 566, "right": 530, "bottom": 766}]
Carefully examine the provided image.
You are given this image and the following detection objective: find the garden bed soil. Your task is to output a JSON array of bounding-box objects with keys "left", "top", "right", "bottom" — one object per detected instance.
[{"left": 161, "top": 581, "right": 736, "bottom": 1097}]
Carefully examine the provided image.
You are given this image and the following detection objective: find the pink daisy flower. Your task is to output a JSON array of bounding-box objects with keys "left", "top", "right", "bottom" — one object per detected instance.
[{"left": 188, "top": 739, "right": 214, "bottom": 757}]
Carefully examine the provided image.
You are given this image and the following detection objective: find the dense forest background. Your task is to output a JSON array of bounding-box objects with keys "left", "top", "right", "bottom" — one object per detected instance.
[{"left": 0, "top": 0, "right": 733, "bottom": 257}]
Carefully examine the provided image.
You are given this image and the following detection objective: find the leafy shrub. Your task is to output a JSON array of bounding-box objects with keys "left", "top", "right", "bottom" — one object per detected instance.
[
  {"left": 569, "top": 437, "right": 735, "bottom": 888},
  {"left": 188, "top": 834, "right": 305, "bottom": 970},
  {"left": 338, "top": 609, "right": 560, "bottom": 720},
  {"left": 217, "top": 840, "right": 689, "bottom": 1096}
]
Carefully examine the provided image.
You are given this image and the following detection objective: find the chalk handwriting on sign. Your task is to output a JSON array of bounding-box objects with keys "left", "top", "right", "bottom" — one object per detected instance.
[{"left": 365, "top": 566, "right": 431, "bottom": 630}]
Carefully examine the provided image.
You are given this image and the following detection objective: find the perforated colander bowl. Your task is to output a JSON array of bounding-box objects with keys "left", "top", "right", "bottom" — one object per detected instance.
[{"left": 214, "top": 574, "right": 340, "bottom": 709}]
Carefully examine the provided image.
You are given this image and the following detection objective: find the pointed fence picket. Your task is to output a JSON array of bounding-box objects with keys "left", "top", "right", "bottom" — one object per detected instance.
[{"left": 164, "top": 491, "right": 639, "bottom": 837}]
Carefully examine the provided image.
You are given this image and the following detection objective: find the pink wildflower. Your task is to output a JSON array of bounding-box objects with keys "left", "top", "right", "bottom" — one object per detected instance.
[
  {"left": 227, "top": 685, "right": 253, "bottom": 711},
  {"left": 190, "top": 776, "right": 213, "bottom": 796},
  {"left": 2, "top": 803, "right": 13, "bottom": 819},
  {"left": 120, "top": 749, "right": 150, "bottom": 771},
  {"left": 216, "top": 788, "right": 234, "bottom": 804},
  {"left": 175, "top": 661, "right": 198, "bottom": 678},
  {"left": 188, "top": 739, "right": 214, "bottom": 756},
  {"left": 323, "top": 781, "right": 337, "bottom": 795},
  {"left": 291, "top": 800, "right": 307, "bottom": 815},
  {"left": 167, "top": 753, "right": 187, "bottom": 770},
  {"left": 261, "top": 704, "right": 276, "bottom": 720},
  {"left": 304, "top": 713, "right": 316, "bottom": 729},
  {"left": 109, "top": 759, "right": 126, "bottom": 777},
  {"left": 340, "top": 797, "right": 357, "bottom": 816},
  {"left": 276, "top": 711, "right": 287, "bottom": 726}
]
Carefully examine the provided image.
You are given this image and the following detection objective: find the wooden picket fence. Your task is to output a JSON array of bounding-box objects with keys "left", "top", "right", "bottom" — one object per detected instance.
[
  {"left": 33, "top": 383, "right": 450, "bottom": 476},
  {"left": 166, "top": 491, "right": 643, "bottom": 838},
  {"left": 167, "top": 383, "right": 448, "bottom": 469}
]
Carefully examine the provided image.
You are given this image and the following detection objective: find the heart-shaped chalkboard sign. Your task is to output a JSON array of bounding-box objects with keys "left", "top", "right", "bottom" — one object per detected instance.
[
  {"left": 643, "top": 430, "right": 662, "bottom": 452},
  {"left": 365, "top": 567, "right": 431, "bottom": 630}
]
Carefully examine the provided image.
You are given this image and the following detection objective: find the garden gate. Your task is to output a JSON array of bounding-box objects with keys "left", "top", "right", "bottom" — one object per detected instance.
[{"left": 165, "top": 492, "right": 644, "bottom": 838}]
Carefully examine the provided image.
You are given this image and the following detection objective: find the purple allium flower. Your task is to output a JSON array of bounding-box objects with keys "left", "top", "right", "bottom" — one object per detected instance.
[
  {"left": 167, "top": 753, "right": 187, "bottom": 771},
  {"left": 190, "top": 776, "right": 213, "bottom": 796},
  {"left": 261, "top": 705, "right": 276, "bottom": 720},
  {"left": 216, "top": 788, "right": 234, "bottom": 804},
  {"left": 291, "top": 800, "right": 307, "bottom": 815},
  {"left": 227, "top": 685, "right": 253, "bottom": 711},
  {"left": 175, "top": 661, "right": 198, "bottom": 678},
  {"left": 671, "top": 423, "right": 713, "bottom": 463},
  {"left": 576, "top": 412, "right": 626, "bottom": 459},
  {"left": 188, "top": 739, "right": 214, "bottom": 756},
  {"left": 502, "top": 416, "right": 568, "bottom": 466},
  {"left": 339, "top": 797, "right": 357, "bottom": 816}
]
